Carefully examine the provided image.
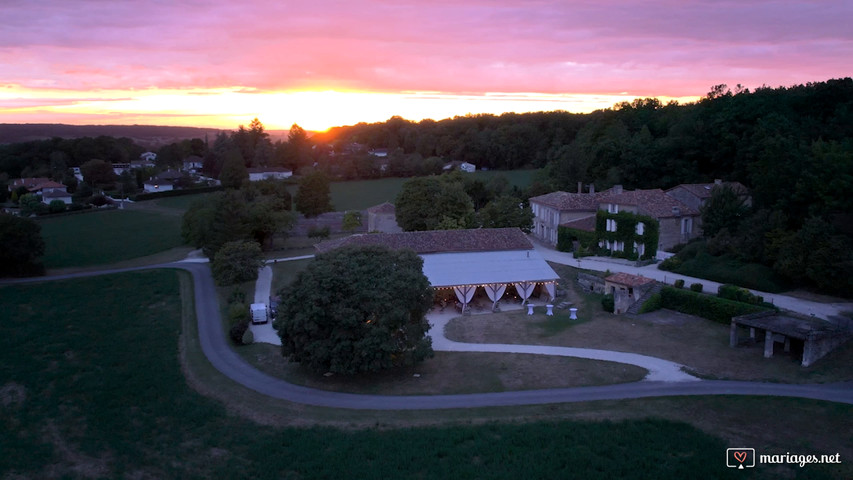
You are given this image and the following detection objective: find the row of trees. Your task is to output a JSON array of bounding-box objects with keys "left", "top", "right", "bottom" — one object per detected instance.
[{"left": 182, "top": 179, "right": 294, "bottom": 258}]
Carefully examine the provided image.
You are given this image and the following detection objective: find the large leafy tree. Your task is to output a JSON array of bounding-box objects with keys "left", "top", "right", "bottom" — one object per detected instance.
[
  {"left": 218, "top": 150, "right": 249, "bottom": 189},
  {"left": 275, "top": 245, "right": 434, "bottom": 375},
  {"left": 211, "top": 240, "right": 265, "bottom": 286},
  {"left": 700, "top": 185, "right": 749, "bottom": 238},
  {"left": 0, "top": 214, "right": 45, "bottom": 277},
  {"left": 285, "top": 123, "right": 311, "bottom": 171},
  {"left": 80, "top": 159, "right": 116, "bottom": 189},
  {"left": 294, "top": 171, "right": 333, "bottom": 217},
  {"left": 395, "top": 177, "right": 474, "bottom": 231},
  {"left": 182, "top": 189, "right": 293, "bottom": 257},
  {"left": 478, "top": 195, "right": 533, "bottom": 232}
]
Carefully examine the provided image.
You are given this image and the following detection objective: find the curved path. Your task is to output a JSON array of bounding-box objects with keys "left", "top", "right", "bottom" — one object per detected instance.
[
  {"left": 429, "top": 312, "right": 696, "bottom": 382},
  {"left": 4, "top": 262, "right": 852, "bottom": 409}
]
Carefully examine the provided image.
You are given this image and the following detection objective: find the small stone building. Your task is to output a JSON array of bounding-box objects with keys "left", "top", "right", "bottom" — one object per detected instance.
[
  {"left": 366, "top": 202, "right": 403, "bottom": 233},
  {"left": 604, "top": 273, "right": 656, "bottom": 314}
]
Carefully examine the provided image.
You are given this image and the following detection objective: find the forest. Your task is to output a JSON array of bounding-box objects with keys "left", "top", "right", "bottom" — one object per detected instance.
[{"left": 315, "top": 79, "right": 853, "bottom": 296}]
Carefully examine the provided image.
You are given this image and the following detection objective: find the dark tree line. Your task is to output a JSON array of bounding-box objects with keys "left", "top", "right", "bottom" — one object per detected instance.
[{"left": 0, "top": 135, "right": 144, "bottom": 181}]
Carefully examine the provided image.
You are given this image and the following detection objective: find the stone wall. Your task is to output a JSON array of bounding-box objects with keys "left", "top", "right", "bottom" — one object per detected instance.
[
  {"left": 368, "top": 212, "right": 402, "bottom": 233},
  {"left": 577, "top": 272, "right": 605, "bottom": 294},
  {"left": 803, "top": 332, "right": 853, "bottom": 367},
  {"left": 292, "top": 210, "right": 368, "bottom": 236}
]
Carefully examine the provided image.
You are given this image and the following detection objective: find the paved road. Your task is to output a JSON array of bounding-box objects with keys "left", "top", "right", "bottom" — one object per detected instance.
[{"left": 5, "top": 262, "right": 852, "bottom": 409}]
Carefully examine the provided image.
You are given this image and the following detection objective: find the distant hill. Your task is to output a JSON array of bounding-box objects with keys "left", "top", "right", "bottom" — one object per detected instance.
[{"left": 0, "top": 124, "right": 228, "bottom": 147}]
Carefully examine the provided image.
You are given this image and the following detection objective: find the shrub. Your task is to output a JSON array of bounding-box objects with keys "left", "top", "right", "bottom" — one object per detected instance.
[
  {"left": 307, "top": 225, "right": 330, "bottom": 239},
  {"left": 658, "top": 256, "right": 681, "bottom": 271},
  {"left": 241, "top": 328, "right": 254, "bottom": 345},
  {"left": 48, "top": 200, "right": 67, "bottom": 214},
  {"left": 228, "top": 302, "right": 249, "bottom": 323},
  {"left": 717, "top": 284, "right": 763, "bottom": 305},
  {"left": 228, "top": 289, "right": 247, "bottom": 305},
  {"left": 601, "top": 293, "right": 615, "bottom": 313},
  {"left": 690, "top": 283, "right": 703, "bottom": 292},
  {"left": 660, "top": 286, "right": 768, "bottom": 324},
  {"left": 674, "top": 279, "right": 685, "bottom": 289},
  {"left": 638, "top": 293, "right": 662, "bottom": 314},
  {"left": 67, "top": 203, "right": 84, "bottom": 211},
  {"left": 89, "top": 194, "right": 111, "bottom": 206},
  {"left": 229, "top": 321, "right": 249, "bottom": 345},
  {"left": 131, "top": 185, "right": 224, "bottom": 202}
]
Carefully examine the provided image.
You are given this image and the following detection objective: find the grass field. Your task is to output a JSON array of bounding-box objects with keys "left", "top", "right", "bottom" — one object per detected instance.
[
  {"left": 37, "top": 209, "right": 184, "bottom": 269},
  {"left": 241, "top": 346, "right": 647, "bottom": 394},
  {"left": 152, "top": 192, "right": 216, "bottom": 210},
  {"left": 0, "top": 271, "right": 738, "bottom": 479},
  {"left": 7, "top": 271, "right": 847, "bottom": 479},
  {"left": 325, "top": 169, "right": 541, "bottom": 211}
]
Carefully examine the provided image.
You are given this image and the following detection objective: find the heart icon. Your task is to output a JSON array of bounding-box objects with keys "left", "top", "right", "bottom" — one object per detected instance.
[{"left": 734, "top": 451, "right": 747, "bottom": 464}]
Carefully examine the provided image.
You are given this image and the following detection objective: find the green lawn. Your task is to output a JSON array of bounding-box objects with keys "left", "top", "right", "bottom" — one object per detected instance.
[
  {"left": 152, "top": 192, "right": 216, "bottom": 210},
  {"left": 324, "top": 169, "right": 541, "bottom": 211},
  {"left": 37, "top": 209, "right": 184, "bottom": 269},
  {"left": 0, "top": 271, "right": 777, "bottom": 480}
]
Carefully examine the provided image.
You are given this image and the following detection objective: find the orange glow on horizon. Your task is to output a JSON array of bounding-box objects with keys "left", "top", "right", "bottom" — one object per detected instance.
[{"left": 0, "top": 85, "right": 700, "bottom": 132}]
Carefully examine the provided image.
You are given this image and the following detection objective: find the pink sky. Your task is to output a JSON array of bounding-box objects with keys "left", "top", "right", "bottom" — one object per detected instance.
[{"left": 1, "top": 0, "right": 850, "bottom": 130}]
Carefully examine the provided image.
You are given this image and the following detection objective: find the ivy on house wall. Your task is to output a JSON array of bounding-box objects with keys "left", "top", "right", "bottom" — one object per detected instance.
[
  {"left": 557, "top": 210, "right": 659, "bottom": 260},
  {"left": 557, "top": 226, "right": 597, "bottom": 256},
  {"left": 594, "top": 210, "right": 659, "bottom": 260}
]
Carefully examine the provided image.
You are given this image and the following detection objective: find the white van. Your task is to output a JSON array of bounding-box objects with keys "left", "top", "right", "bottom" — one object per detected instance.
[{"left": 250, "top": 303, "right": 269, "bottom": 324}]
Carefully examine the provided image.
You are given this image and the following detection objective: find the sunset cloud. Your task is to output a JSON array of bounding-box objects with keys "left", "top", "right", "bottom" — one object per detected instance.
[{"left": 0, "top": 0, "right": 850, "bottom": 129}]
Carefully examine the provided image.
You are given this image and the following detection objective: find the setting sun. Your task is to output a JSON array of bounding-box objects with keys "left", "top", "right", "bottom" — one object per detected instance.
[{"left": 2, "top": 85, "right": 701, "bottom": 131}]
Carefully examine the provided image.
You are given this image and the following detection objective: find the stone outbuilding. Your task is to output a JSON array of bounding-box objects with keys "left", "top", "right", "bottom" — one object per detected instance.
[
  {"left": 730, "top": 311, "right": 852, "bottom": 367},
  {"left": 366, "top": 202, "right": 403, "bottom": 233},
  {"left": 604, "top": 273, "right": 657, "bottom": 314}
]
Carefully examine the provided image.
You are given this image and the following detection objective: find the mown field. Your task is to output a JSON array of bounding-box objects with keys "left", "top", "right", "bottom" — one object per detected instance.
[
  {"left": 36, "top": 209, "right": 184, "bottom": 269},
  {"left": 299, "top": 169, "right": 540, "bottom": 211},
  {"left": 0, "top": 271, "right": 812, "bottom": 480}
]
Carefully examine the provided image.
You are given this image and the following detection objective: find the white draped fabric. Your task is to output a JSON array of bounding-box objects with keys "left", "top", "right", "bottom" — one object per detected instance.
[
  {"left": 453, "top": 285, "right": 476, "bottom": 311},
  {"left": 545, "top": 282, "right": 556, "bottom": 301},
  {"left": 484, "top": 283, "right": 507, "bottom": 311},
  {"left": 514, "top": 281, "right": 535, "bottom": 305}
]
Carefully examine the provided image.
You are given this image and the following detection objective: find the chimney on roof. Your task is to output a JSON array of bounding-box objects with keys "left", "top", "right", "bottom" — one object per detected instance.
[
  {"left": 613, "top": 184, "right": 623, "bottom": 194},
  {"left": 589, "top": 184, "right": 595, "bottom": 195},
  {"left": 578, "top": 181, "right": 582, "bottom": 194},
  {"left": 714, "top": 179, "right": 722, "bottom": 185}
]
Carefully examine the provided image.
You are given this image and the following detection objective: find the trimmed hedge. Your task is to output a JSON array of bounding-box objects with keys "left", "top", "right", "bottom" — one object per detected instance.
[
  {"left": 659, "top": 286, "right": 768, "bottom": 324},
  {"left": 690, "top": 283, "right": 703, "bottom": 292},
  {"left": 132, "top": 185, "right": 224, "bottom": 201},
  {"left": 717, "top": 284, "right": 764, "bottom": 305}
]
